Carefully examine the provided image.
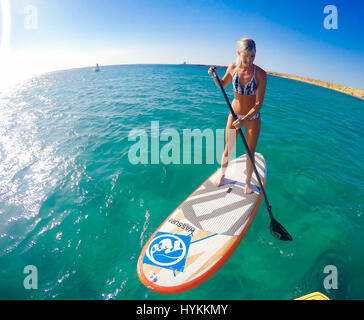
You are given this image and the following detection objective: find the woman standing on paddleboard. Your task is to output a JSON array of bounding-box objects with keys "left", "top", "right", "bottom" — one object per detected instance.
[{"left": 208, "top": 38, "right": 267, "bottom": 195}]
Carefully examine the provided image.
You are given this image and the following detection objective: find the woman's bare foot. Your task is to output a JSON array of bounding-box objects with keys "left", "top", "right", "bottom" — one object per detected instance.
[
  {"left": 244, "top": 182, "right": 253, "bottom": 195},
  {"left": 214, "top": 173, "right": 225, "bottom": 187}
]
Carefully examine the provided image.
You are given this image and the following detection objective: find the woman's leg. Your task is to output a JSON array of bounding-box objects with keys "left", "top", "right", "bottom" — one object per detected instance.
[
  {"left": 214, "top": 114, "right": 239, "bottom": 187},
  {"left": 244, "top": 117, "right": 261, "bottom": 194}
]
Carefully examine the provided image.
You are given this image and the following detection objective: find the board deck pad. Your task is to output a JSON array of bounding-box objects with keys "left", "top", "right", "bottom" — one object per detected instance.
[{"left": 137, "top": 153, "right": 267, "bottom": 294}]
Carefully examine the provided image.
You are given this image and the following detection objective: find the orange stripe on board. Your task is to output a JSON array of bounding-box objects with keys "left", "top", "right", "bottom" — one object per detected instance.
[{"left": 174, "top": 210, "right": 184, "bottom": 221}]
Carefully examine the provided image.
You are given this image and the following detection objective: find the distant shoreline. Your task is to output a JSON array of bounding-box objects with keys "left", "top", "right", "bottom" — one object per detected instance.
[
  {"left": 180, "top": 63, "right": 364, "bottom": 100},
  {"left": 267, "top": 71, "right": 364, "bottom": 100}
]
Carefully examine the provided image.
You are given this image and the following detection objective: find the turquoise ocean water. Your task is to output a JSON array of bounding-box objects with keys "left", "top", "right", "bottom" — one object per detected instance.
[{"left": 0, "top": 65, "right": 363, "bottom": 300}]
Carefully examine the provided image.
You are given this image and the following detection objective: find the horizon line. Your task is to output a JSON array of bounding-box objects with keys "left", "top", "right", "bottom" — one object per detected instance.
[{"left": 19, "top": 63, "right": 364, "bottom": 99}]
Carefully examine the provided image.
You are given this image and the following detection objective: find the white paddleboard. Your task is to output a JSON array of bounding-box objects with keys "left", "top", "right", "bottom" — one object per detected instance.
[{"left": 137, "top": 153, "right": 267, "bottom": 294}]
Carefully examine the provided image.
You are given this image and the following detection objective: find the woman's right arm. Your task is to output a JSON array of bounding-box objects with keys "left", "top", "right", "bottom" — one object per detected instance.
[{"left": 208, "top": 63, "right": 235, "bottom": 89}]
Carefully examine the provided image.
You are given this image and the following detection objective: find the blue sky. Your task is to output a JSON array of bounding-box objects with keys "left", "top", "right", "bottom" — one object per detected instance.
[{"left": 2, "top": 0, "right": 364, "bottom": 89}]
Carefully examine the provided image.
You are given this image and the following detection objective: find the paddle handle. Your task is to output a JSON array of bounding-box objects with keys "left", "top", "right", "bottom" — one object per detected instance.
[{"left": 211, "top": 67, "right": 273, "bottom": 220}]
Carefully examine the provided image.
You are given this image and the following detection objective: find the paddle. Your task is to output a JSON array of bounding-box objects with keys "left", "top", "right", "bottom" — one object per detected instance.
[{"left": 210, "top": 67, "right": 292, "bottom": 241}]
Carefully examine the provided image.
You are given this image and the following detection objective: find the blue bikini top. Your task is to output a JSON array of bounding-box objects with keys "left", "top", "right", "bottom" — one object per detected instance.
[{"left": 232, "top": 66, "right": 257, "bottom": 95}]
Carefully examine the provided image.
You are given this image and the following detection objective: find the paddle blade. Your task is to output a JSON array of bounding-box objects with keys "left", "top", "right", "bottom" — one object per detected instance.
[{"left": 270, "top": 218, "right": 293, "bottom": 241}]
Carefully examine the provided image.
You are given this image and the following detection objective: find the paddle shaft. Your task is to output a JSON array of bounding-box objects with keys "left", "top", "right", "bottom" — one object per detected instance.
[{"left": 211, "top": 68, "right": 274, "bottom": 219}]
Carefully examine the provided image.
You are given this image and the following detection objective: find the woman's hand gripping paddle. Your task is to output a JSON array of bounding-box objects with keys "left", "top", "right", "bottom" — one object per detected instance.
[{"left": 210, "top": 67, "right": 292, "bottom": 241}]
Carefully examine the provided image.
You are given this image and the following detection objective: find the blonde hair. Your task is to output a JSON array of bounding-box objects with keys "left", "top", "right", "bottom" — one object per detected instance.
[{"left": 235, "top": 38, "right": 256, "bottom": 69}]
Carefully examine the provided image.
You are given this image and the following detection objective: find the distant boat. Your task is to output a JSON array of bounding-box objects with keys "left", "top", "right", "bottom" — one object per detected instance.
[{"left": 93, "top": 64, "right": 100, "bottom": 72}]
